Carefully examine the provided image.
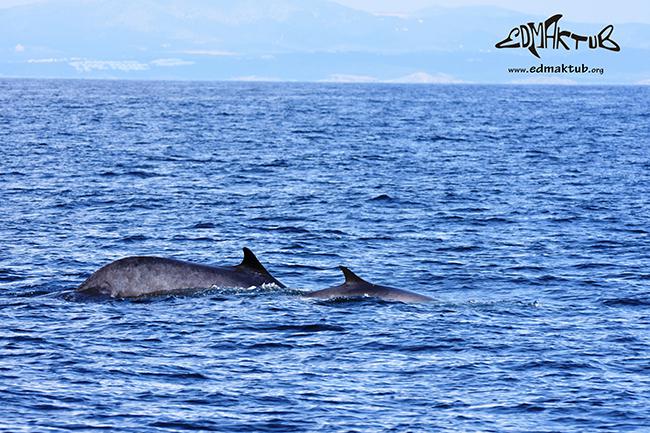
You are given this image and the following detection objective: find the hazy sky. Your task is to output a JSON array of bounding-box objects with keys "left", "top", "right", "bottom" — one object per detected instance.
[
  {"left": 334, "top": 0, "right": 649, "bottom": 24},
  {"left": 1, "top": 0, "right": 648, "bottom": 23}
]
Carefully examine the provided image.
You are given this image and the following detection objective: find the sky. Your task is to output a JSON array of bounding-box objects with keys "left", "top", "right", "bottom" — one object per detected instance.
[
  {"left": 337, "top": 0, "right": 650, "bottom": 24},
  {"left": 1, "top": 0, "right": 647, "bottom": 83},
  {"left": 1, "top": 0, "right": 649, "bottom": 23},
  {"left": 3, "top": 0, "right": 648, "bottom": 24}
]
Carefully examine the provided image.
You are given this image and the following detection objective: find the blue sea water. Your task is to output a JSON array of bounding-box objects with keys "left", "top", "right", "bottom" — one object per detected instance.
[{"left": 1, "top": 79, "right": 650, "bottom": 432}]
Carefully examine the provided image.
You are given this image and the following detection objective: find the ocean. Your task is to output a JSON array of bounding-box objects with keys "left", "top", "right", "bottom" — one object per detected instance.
[{"left": 1, "top": 79, "right": 649, "bottom": 432}]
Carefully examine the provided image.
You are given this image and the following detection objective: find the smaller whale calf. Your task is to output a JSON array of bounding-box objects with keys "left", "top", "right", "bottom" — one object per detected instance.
[
  {"left": 303, "top": 267, "right": 433, "bottom": 303},
  {"left": 78, "top": 248, "right": 284, "bottom": 298}
]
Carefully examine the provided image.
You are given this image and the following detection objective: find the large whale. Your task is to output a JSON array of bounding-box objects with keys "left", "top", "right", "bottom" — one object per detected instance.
[
  {"left": 78, "top": 247, "right": 285, "bottom": 298},
  {"left": 303, "top": 267, "right": 433, "bottom": 303}
]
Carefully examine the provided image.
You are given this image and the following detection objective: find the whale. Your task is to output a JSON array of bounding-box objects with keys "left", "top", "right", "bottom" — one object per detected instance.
[
  {"left": 303, "top": 267, "right": 433, "bottom": 303},
  {"left": 78, "top": 247, "right": 285, "bottom": 298}
]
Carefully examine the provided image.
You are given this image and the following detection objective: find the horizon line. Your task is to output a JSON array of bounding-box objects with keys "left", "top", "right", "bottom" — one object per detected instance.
[{"left": 0, "top": 75, "right": 644, "bottom": 86}]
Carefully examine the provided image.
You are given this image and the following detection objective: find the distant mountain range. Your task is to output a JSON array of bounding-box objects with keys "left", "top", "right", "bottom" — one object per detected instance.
[{"left": 1, "top": 0, "right": 649, "bottom": 83}]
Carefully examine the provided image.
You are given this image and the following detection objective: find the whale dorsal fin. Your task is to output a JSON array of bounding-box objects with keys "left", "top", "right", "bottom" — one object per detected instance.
[
  {"left": 339, "top": 266, "right": 367, "bottom": 285},
  {"left": 238, "top": 247, "right": 271, "bottom": 275}
]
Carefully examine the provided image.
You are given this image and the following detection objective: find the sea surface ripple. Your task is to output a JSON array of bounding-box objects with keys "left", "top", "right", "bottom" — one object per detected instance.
[{"left": 1, "top": 80, "right": 650, "bottom": 432}]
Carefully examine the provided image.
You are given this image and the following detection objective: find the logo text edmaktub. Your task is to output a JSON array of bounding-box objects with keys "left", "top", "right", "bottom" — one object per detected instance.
[{"left": 495, "top": 14, "right": 620, "bottom": 58}]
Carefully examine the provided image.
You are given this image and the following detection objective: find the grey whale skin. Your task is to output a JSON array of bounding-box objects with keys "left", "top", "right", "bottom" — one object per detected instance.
[
  {"left": 78, "top": 247, "right": 285, "bottom": 298},
  {"left": 303, "top": 266, "right": 433, "bottom": 303}
]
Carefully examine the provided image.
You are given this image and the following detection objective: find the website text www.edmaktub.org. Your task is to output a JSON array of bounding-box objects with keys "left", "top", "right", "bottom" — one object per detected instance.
[{"left": 507, "top": 64, "right": 605, "bottom": 75}]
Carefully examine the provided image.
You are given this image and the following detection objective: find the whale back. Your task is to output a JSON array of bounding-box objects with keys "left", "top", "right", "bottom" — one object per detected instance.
[
  {"left": 303, "top": 266, "right": 433, "bottom": 303},
  {"left": 78, "top": 247, "right": 285, "bottom": 297}
]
